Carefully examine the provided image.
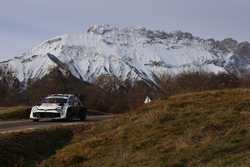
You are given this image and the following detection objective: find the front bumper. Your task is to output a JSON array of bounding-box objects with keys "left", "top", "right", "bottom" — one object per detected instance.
[
  {"left": 30, "top": 110, "right": 66, "bottom": 120},
  {"left": 33, "top": 112, "right": 61, "bottom": 118}
]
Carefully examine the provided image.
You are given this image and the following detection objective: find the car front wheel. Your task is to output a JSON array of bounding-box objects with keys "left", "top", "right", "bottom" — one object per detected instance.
[{"left": 33, "top": 119, "right": 39, "bottom": 122}]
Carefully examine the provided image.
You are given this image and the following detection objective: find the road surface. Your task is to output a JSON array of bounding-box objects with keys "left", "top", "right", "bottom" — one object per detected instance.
[{"left": 0, "top": 115, "right": 113, "bottom": 134}]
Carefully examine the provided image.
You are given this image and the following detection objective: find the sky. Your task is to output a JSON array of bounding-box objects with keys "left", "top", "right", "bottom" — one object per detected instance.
[{"left": 0, "top": 0, "right": 250, "bottom": 61}]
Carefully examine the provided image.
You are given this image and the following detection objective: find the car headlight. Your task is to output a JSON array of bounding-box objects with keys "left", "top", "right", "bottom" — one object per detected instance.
[
  {"left": 56, "top": 106, "right": 63, "bottom": 111},
  {"left": 31, "top": 106, "right": 38, "bottom": 112}
]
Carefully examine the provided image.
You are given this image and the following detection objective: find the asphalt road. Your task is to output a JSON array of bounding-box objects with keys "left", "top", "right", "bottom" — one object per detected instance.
[{"left": 0, "top": 115, "right": 113, "bottom": 134}]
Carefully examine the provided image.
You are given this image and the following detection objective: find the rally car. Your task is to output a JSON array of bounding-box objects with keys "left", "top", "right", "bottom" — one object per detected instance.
[{"left": 30, "top": 94, "right": 87, "bottom": 122}]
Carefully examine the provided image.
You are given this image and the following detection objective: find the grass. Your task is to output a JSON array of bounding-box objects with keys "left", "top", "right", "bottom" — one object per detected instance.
[
  {"left": 2, "top": 88, "right": 250, "bottom": 167},
  {"left": 0, "top": 106, "right": 31, "bottom": 120},
  {"left": 37, "top": 88, "right": 250, "bottom": 167},
  {"left": 0, "top": 128, "right": 74, "bottom": 167}
]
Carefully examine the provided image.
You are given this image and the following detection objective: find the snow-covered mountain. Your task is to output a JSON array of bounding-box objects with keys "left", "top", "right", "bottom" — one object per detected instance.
[{"left": 1, "top": 25, "right": 250, "bottom": 85}]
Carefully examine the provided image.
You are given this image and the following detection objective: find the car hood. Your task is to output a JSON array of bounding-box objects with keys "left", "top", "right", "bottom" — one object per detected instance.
[{"left": 37, "top": 103, "right": 61, "bottom": 110}]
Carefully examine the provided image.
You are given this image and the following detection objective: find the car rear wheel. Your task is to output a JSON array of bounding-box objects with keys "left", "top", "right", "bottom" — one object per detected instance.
[{"left": 79, "top": 111, "right": 86, "bottom": 121}]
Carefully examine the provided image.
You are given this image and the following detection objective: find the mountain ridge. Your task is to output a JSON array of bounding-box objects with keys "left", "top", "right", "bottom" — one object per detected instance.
[{"left": 1, "top": 25, "right": 250, "bottom": 85}]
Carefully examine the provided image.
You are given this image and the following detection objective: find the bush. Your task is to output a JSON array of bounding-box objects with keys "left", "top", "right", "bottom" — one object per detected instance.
[
  {"left": 158, "top": 71, "right": 240, "bottom": 98},
  {"left": 0, "top": 106, "right": 31, "bottom": 120}
]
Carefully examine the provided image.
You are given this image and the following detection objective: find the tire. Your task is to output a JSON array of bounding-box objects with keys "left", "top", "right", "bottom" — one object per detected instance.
[
  {"left": 79, "top": 108, "right": 87, "bottom": 121},
  {"left": 33, "top": 119, "right": 39, "bottom": 122},
  {"left": 66, "top": 109, "right": 73, "bottom": 122}
]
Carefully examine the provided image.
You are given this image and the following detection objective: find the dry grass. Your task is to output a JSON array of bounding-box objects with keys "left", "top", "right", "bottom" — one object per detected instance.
[
  {"left": 0, "top": 128, "right": 74, "bottom": 167},
  {"left": 37, "top": 88, "right": 250, "bottom": 167},
  {"left": 0, "top": 106, "right": 31, "bottom": 120},
  {"left": 2, "top": 89, "right": 250, "bottom": 166}
]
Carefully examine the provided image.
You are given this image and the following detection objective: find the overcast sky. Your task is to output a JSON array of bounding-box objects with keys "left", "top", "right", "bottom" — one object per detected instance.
[{"left": 0, "top": 0, "right": 250, "bottom": 61}]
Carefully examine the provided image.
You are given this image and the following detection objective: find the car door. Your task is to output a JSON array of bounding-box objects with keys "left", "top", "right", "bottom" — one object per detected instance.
[
  {"left": 73, "top": 96, "right": 80, "bottom": 116},
  {"left": 76, "top": 97, "right": 86, "bottom": 120},
  {"left": 68, "top": 96, "right": 75, "bottom": 115},
  {"left": 75, "top": 97, "right": 81, "bottom": 115}
]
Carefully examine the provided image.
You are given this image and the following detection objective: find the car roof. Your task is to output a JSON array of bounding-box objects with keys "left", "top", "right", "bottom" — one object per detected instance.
[{"left": 46, "top": 94, "right": 75, "bottom": 99}]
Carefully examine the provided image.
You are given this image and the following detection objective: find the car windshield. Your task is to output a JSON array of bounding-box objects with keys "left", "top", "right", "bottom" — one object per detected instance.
[{"left": 42, "top": 98, "right": 67, "bottom": 105}]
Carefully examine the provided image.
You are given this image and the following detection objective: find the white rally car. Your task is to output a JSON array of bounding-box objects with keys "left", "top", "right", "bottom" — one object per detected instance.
[{"left": 30, "top": 94, "right": 87, "bottom": 122}]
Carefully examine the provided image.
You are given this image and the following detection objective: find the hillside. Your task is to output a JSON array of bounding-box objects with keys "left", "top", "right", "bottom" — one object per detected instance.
[
  {"left": 10, "top": 88, "right": 249, "bottom": 167},
  {"left": 2, "top": 89, "right": 250, "bottom": 166},
  {"left": 1, "top": 25, "right": 250, "bottom": 86},
  {"left": 41, "top": 89, "right": 250, "bottom": 167}
]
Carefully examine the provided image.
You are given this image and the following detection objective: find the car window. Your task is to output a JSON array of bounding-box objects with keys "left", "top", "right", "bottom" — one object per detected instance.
[{"left": 42, "top": 98, "right": 67, "bottom": 104}]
